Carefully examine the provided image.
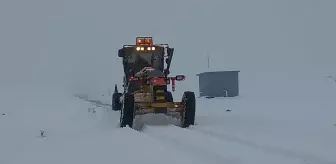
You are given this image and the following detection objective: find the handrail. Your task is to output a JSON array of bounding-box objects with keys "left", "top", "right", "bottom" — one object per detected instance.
[{"left": 223, "top": 89, "right": 228, "bottom": 97}]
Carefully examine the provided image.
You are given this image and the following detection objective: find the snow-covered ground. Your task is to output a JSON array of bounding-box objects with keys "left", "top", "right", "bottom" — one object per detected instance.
[
  {"left": 1, "top": 73, "right": 336, "bottom": 164},
  {"left": 2, "top": 0, "right": 336, "bottom": 163}
]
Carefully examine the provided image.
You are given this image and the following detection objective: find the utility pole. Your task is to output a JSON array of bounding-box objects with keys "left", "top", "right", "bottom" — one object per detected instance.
[{"left": 207, "top": 55, "right": 210, "bottom": 69}]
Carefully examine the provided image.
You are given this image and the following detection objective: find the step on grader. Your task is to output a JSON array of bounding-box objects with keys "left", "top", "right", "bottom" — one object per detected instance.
[{"left": 112, "top": 37, "right": 196, "bottom": 128}]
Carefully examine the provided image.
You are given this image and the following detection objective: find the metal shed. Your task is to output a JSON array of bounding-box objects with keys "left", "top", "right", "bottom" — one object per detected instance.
[{"left": 196, "top": 71, "right": 240, "bottom": 97}]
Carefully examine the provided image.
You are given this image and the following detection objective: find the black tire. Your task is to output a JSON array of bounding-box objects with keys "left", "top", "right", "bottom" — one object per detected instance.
[
  {"left": 165, "top": 91, "right": 173, "bottom": 102},
  {"left": 112, "top": 93, "right": 122, "bottom": 111},
  {"left": 119, "top": 93, "right": 135, "bottom": 128},
  {"left": 181, "top": 91, "right": 196, "bottom": 128}
]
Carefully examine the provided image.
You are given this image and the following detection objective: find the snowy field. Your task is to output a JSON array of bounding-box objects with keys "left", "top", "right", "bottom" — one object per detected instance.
[
  {"left": 1, "top": 0, "right": 336, "bottom": 164},
  {"left": 1, "top": 73, "right": 336, "bottom": 164}
]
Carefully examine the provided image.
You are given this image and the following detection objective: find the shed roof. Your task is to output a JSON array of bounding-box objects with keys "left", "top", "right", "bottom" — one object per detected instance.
[{"left": 196, "top": 70, "right": 240, "bottom": 76}]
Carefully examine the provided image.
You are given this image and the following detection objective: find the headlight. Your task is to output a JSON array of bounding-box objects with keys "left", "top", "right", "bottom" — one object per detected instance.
[
  {"left": 140, "top": 47, "right": 144, "bottom": 51},
  {"left": 136, "top": 47, "right": 141, "bottom": 51},
  {"left": 151, "top": 47, "right": 155, "bottom": 50},
  {"left": 147, "top": 47, "right": 151, "bottom": 50}
]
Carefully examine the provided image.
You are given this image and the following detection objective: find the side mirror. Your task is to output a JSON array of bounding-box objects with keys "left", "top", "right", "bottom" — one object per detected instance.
[
  {"left": 175, "top": 75, "right": 185, "bottom": 81},
  {"left": 118, "top": 49, "right": 125, "bottom": 57}
]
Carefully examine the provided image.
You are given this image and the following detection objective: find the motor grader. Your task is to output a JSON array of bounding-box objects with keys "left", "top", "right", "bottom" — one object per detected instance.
[{"left": 113, "top": 37, "right": 196, "bottom": 128}]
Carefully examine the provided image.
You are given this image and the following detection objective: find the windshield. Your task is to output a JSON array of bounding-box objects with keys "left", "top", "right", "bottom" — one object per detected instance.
[
  {"left": 126, "top": 52, "right": 152, "bottom": 65},
  {"left": 123, "top": 50, "right": 164, "bottom": 76}
]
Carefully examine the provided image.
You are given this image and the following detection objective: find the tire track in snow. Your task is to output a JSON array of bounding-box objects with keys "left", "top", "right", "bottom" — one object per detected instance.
[
  {"left": 141, "top": 125, "right": 305, "bottom": 164},
  {"left": 141, "top": 125, "right": 242, "bottom": 164},
  {"left": 191, "top": 127, "right": 335, "bottom": 164}
]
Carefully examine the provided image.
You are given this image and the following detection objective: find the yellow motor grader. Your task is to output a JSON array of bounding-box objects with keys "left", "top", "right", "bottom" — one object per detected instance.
[{"left": 113, "top": 37, "right": 196, "bottom": 128}]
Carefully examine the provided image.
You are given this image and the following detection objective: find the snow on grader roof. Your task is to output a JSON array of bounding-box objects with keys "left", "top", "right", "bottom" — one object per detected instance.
[{"left": 113, "top": 37, "right": 196, "bottom": 130}]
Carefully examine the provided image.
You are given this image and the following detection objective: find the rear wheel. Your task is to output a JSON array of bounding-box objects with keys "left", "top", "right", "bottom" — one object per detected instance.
[
  {"left": 165, "top": 91, "right": 173, "bottom": 102},
  {"left": 119, "top": 93, "right": 135, "bottom": 128},
  {"left": 181, "top": 91, "right": 196, "bottom": 128},
  {"left": 112, "top": 93, "right": 122, "bottom": 111}
]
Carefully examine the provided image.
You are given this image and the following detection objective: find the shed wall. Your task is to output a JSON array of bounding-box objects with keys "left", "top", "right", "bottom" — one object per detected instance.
[{"left": 198, "top": 71, "right": 239, "bottom": 97}]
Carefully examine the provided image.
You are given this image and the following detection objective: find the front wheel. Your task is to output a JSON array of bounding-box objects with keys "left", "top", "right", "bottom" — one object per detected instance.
[{"left": 180, "top": 91, "right": 196, "bottom": 128}]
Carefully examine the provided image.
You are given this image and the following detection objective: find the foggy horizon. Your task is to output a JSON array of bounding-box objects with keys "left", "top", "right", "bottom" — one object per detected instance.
[{"left": 1, "top": 0, "right": 335, "bottom": 98}]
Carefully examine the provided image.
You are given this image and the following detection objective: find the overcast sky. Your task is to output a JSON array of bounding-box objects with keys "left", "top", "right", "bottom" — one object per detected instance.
[{"left": 1, "top": 0, "right": 335, "bottom": 97}]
